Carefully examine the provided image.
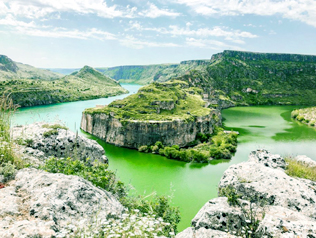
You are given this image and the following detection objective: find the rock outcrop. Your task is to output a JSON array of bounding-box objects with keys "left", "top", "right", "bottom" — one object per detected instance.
[
  {"left": 12, "top": 122, "right": 108, "bottom": 166},
  {"left": 0, "top": 168, "right": 123, "bottom": 238},
  {"left": 81, "top": 111, "right": 220, "bottom": 149},
  {"left": 177, "top": 149, "right": 316, "bottom": 238}
]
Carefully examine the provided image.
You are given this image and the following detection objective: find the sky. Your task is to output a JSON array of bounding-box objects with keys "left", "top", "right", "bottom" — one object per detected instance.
[{"left": 0, "top": 0, "right": 316, "bottom": 68}]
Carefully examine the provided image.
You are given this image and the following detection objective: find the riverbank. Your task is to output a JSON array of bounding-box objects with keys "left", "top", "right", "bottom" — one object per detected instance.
[{"left": 291, "top": 107, "right": 316, "bottom": 128}]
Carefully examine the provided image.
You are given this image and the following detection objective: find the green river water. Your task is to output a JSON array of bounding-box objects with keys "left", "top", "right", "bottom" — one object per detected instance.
[{"left": 12, "top": 84, "right": 316, "bottom": 231}]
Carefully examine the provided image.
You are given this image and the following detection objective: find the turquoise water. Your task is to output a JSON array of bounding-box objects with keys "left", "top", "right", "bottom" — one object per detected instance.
[{"left": 12, "top": 86, "right": 316, "bottom": 231}]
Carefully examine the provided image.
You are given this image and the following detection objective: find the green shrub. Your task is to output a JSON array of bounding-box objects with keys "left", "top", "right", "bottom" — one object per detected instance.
[
  {"left": 43, "top": 129, "right": 59, "bottom": 137},
  {"left": 219, "top": 185, "right": 240, "bottom": 206},
  {"left": 138, "top": 145, "right": 150, "bottom": 153},
  {"left": 296, "top": 115, "right": 305, "bottom": 121},
  {"left": 0, "top": 162, "right": 17, "bottom": 182},
  {"left": 42, "top": 123, "right": 68, "bottom": 130},
  {"left": 41, "top": 157, "right": 126, "bottom": 197},
  {"left": 155, "top": 141, "right": 164, "bottom": 149}
]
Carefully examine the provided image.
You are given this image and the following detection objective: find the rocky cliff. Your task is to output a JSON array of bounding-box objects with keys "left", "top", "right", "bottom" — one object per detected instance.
[
  {"left": 177, "top": 150, "right": 316, "bottom": 238},
  {"left": 81, "top": 81, "right": 221, "bottom": 149},
  {"left": 81, "top": 111, "right": 219, "bottom": 149}
]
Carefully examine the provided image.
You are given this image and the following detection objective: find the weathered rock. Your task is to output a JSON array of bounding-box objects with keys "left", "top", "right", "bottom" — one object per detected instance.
[
  {"left": 81, "top": 111, "right": 220, "bottom": 149},
  {"left": 12, "top": 122, "right": 108, "bottom": 165},
  {"left": 295, "top": 155, "right": 316, "bottom": 168},
  {"left": 248, "top": 149, "right": 286, "bottom": 169},
  {"left": 0, "top": 168, "right": 124, "bottom": 238},
  {"left": 178, "top": 150, "right": 316, "bottom": 238},
  {"left": 219, "top": 150, "right": 316, "bottom": 218}
]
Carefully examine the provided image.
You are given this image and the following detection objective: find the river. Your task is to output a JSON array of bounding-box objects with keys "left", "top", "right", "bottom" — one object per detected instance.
[{"left": 12, "top": 84, "right": 316, "bottom": 231}]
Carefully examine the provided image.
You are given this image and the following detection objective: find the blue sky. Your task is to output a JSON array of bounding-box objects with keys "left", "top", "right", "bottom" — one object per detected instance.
[{"left": 0, "top": 0, "right": 316, "bottom": 68}]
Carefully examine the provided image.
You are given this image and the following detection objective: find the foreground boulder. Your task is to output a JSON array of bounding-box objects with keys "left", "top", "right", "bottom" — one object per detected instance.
[
  {"left": 177, "top": 149, "right": 316, "bottom": 238},
  {"left": 0, "top": 168, "right": 123, "bottom": 237},
  {"left": 12, "top": 122, "right": 108, "bottom": 166}
]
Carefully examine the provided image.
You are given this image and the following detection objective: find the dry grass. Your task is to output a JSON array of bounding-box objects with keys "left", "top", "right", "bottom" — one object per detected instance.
[{"left": 285, "top": 158, "right": 316, "bottom": 181}]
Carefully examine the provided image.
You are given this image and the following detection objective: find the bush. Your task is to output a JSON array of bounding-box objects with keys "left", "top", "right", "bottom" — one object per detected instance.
[
  {"left": 155, "top": 141, "right": 164, "bottom": 149},
  {"left": 0, "top": 162, "right": 17, "bottom": 182},
  {"left": 41, "top": 157, "right": 126, "bottom": 197},
  {"left": 190, "top": 149, "right": 210, "bottom": 163},
  {"left": 43, "top": 129, "right": 59, "bottom": 137},
  {"left": 151, "top": 145, "right": 159, "bottom": 153}
]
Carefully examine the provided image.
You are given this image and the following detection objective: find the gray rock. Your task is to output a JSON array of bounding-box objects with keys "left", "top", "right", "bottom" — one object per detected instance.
[
  {"left": 0, "top": 168, "right": 123, "bottom": 238},
  {"left": 295, "top": 155, "right": 316, "bottom": 168},
  {"left": 219, "top": 157, "right": 316, "bottom": 218},
  {"left": 12, "top": 122, "right": 108, "bottom": 165},
  {"left": 181, "top": 150, "right": 316, "bottom": 238},
  {"left": 248, "top": 149, "right": 286, "bottom": 169},
  {"left": 80, "top": 110, "right": 221, "bottom": 149}
]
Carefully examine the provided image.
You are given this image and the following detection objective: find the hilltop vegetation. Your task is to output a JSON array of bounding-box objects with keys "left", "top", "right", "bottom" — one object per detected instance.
[
  {"left": 84, "top": 80, "right": 211, "bottom": 121},
  {"left": 0, "top": 54, "right": 128, "bottom": 107},
  {"left": 98, "top": 60, "right": 210, "bottom": 85}
]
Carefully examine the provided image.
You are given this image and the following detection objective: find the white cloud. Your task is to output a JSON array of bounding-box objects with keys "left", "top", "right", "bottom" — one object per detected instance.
[
  {"left": 126, "top": 22, "right": 257, "bottom": 43},
  {"left": 186, "top": 37, "right": 244, "bottom": 50},
  {"left": 0, "top": 14, "right": 36, "bottom": 28},
  {"left": 175, "top": 0, "right": 316, "bottom": 27},
  {"left": 1, "top": 0, "right": 135, "bottom": 19},
  {"left": 139, "top": 3, "right": 181, "bottom": 18},
  {"left": 17, "top": 27, "right": 116, "bottom": 40},
  {"left": 120, "top": 35, "right": 179, "bottom": 49}
]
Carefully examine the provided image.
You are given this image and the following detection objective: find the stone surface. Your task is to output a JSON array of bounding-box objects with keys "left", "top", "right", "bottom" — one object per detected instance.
[
  {"left": 178, "top": 149, "right": 316, "bottom": 238},
  {"left": 295, "top": 155, "right": 316, "bottom": 168},
  {"left": 81, "top": 110, "right": 220, "bottom": 149},
  {"left": 12, "top": 122, "right": 108, "bottom": 165},
  {"left": 0, "top": 168, "right": 124, "bottom": 238}
]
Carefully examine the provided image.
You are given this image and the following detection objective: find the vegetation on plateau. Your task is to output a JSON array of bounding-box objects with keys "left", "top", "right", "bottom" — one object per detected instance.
[
  {"left": 138, "top": 128, "right": 238, "bottom": 163},
  {"left": 84, "top": 80, "right": 211, "bottom": 121},
  {"left": 291, "top": 107, "right": 316, "bottom": 127}
]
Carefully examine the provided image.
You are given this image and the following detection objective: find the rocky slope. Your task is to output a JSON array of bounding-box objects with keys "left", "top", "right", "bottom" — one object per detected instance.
[
  {"left": 177, "top": 150, "right": 316, "bottom": 238},
  {"left": 12, "top": 122, "right": 108, "bottom": 166},
  {"left": 81, "top": 80, "right": 221, "bottom": 149}
]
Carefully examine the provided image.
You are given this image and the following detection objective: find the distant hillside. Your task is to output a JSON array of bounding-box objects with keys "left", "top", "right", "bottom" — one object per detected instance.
[
  {"left": 0, "top": 58, "right": 128, "bottom": 107},
  {"left": 177, "top": 50, "right": 316, "bottom": 107},
  {"left": 98, "top": 60, "right": 211, "bottom": 85},
  {"left": 47, "top": 68, "right": 80, "bottom": 75},
  {"left": 0, "top": 55, "right": 62, "bottom": 80}
]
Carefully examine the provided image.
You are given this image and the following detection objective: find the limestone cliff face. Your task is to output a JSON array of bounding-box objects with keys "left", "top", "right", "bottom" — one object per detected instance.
[{"left": 80, "top": 110, "right": 221, "bottom": 149}]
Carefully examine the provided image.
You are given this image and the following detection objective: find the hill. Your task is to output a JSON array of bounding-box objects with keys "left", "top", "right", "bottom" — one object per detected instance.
[
  {"left": 0, "top": 56, "right": 128, "bottom": 107},
  {"left": 0, "top": 55, "right": 62, "bottom": 80},
  {"left": 177, "top": 50, "right": 316, "bottom": 107},
  {"left": 98, "top": 60, "right": 210, "bottom": 85}
]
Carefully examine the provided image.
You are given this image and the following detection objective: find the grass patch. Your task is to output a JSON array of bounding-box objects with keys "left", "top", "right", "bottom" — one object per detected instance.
[
  {"left": 285, "top": 158, "right": 316, "bottom": 181},
  {"left": 42, "top": 123, "right": 68, "bottom": 130}
]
